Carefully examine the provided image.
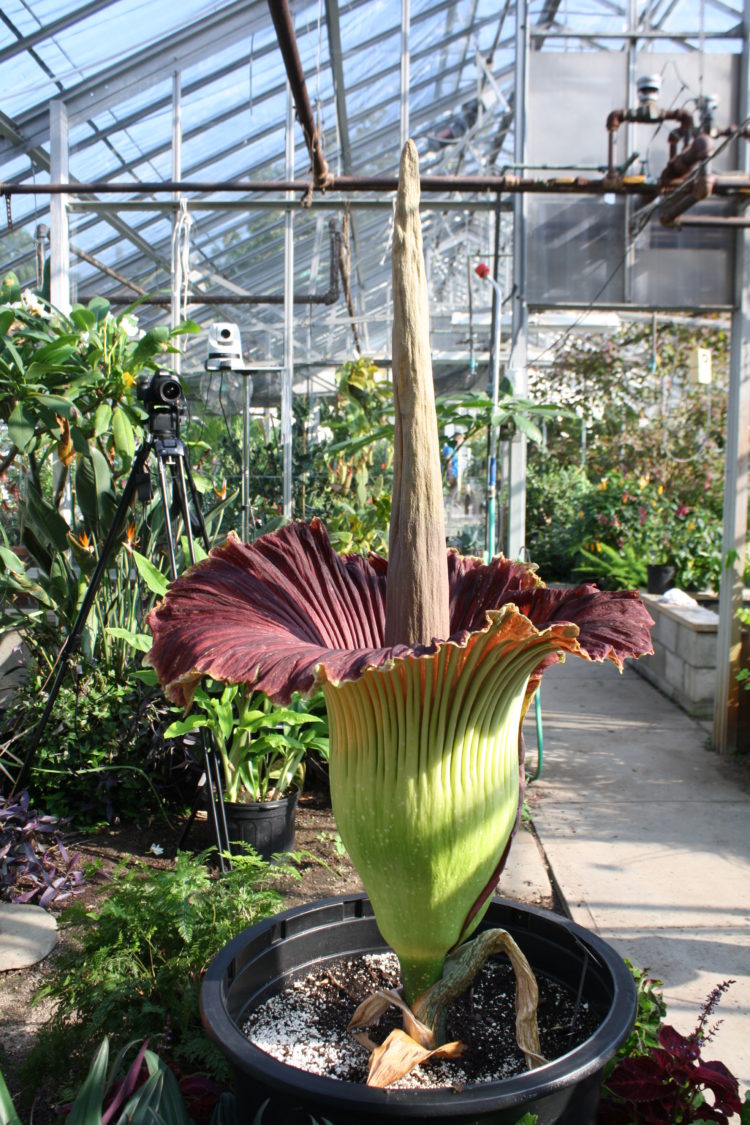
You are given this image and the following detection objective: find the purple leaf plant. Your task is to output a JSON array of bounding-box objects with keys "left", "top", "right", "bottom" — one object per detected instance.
[
  {"left": 599, "top": 980, "right": 744, "bottom": 1124},
  {"left": 0, "top": 789, "right": 91, "bottom": 907}
]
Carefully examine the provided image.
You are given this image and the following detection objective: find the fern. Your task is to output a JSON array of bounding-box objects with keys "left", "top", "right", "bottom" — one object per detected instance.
[{"left": 24, "top": 849, "right": 296, "bottom": 1094}]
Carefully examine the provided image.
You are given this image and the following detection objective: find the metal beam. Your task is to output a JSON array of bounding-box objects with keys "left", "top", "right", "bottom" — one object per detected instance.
[
  {"left": 49, "top": 101, "right": 69, "bottom": 313},
  {"left": 324, "top": 0, "right": 353, "bottom": 172},
  {"left": 3, "top": 0, "right": 275, "bottom": 157},
  {"left": 68, "top": 197, "right": 512, "bottom": 211},
  {"left": 283, "top": 85, "right": 295, "bottom": 518},
  {"left": 714, "top": 0, "right": 750, "bottom": 753},
  {"left": 0, "top": 0, "right": 114, "bottom": 66},
  {"left": 507, "top": 0, "right": 530, "bottom": 561}
]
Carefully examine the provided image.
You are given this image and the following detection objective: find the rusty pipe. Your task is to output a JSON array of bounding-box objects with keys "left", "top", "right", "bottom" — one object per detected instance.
[
  {"left": 606, "top": 107, "right": 693, "bottom": 179},
  {"left": 7, "top": 172, "right": 750, "bottom": 197},
  {"left": 267, "top": 0, "right": 333, "bottom": 191},
  {"left": 660, "top": 132, "right": 714, "bottom": 188},
  {"left": 659, "top": 172, "right": 714, "bottom": 226}
]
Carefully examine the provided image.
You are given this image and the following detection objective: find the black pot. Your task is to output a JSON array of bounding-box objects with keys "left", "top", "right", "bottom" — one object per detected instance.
[
  {"left": 224, "top": 788, "right": 299, "bottom": 862},
  {"left": 647, "top": 564, "right": 676, "bottom": 595},
  {"left": 201, "top": 894, "right": 636, "bottom": 1124}
]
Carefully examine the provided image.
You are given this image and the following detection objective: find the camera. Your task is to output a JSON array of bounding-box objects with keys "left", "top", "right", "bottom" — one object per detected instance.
[
  {"left": 206, "top": 322, "right": 245, "bottom": 371},
  {"left": 136, "top": 371, "right": 185, "bottom": 408}
]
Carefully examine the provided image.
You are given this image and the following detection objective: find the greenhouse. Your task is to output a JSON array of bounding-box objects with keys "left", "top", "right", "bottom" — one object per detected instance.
[{"left": 0, "top": 0, "right": 749, "bottom": 1121}]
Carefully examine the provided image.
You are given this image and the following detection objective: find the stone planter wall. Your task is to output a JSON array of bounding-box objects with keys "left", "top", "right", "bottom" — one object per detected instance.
[{"left": 633, "top": 593, "right": 718, "bottom": 718}]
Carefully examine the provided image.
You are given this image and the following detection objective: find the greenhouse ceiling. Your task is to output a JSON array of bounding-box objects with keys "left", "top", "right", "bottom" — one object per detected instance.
[{"left": 0, "top": 0, "right": 747, "bottom": 387}]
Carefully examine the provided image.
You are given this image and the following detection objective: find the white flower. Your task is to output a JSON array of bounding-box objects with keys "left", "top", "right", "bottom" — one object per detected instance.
[
  {"left": 120, "top": 314, "right": 139, "bottom": 338},
  {"left": 148, "top": 843, "right": 164, "bottom": 856},
  {"left": 20, "top": 289, "right": 44, "bottom": 315}
]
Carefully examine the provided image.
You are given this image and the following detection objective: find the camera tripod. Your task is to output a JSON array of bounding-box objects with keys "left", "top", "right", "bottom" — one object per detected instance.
[{"left": 12, "top": 383, "right": 232, "bottom": 868}]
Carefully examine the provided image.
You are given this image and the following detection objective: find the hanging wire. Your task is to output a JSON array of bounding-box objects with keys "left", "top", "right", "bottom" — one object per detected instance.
[{"left": 170, "top": 198, "right": 193, "bottom": 326}]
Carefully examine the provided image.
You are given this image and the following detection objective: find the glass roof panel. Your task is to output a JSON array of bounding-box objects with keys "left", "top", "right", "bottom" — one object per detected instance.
[{"left": 0, "top": 0, "right": 745, "bottom": 368}]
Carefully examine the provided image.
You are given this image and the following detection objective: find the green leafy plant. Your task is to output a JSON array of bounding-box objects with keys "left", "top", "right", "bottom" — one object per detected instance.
[
  {"left": 525, "top": 460, "right": 593, "bottom": 581},
  {"left": 25, "top": 849, "right": 294, "bottom": 1091},
  {"left": 63, "top": 1038, "right": 193, "bottom": 1125},
  {"left": 164, "top": 684, "right": 329, "bottom": 803},
  {"left": 1, "top": 665, "right": 173, "bottom": 827},
  {"left": 614, "top": 962, "right": 668, "bottom": 1066},
  {"left": 0, "top": 1067, "right": 22, "bottom": 1125},
  {"left": 0, "top": 283, "right": 206, "bottom": 692},
  {"left": 574, "top": 541, "right": 648, "bottom": 590},
  {"left": 2, "top": 1035, "right": 233, "bottom": 1125}
]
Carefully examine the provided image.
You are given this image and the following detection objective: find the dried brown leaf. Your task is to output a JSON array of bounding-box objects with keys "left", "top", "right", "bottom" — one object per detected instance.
[{"left": 366, "top": 1028, "right": 464, "bottom": 1088}]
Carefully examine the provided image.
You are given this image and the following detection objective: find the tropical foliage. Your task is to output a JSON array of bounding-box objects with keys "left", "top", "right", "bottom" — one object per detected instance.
[{"left": 25, "top": 849, "right": 294, "bottom": 1093}]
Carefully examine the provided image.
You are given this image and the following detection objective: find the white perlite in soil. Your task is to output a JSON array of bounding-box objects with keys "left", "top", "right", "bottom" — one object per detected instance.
[{"left": 243, "top": 951, "right": 600, "bottom": 1091}]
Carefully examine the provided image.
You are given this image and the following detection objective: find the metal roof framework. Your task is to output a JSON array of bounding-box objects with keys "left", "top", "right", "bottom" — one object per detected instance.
[{"left": 0, "top": 0, "right": 749, "bottom": 753}]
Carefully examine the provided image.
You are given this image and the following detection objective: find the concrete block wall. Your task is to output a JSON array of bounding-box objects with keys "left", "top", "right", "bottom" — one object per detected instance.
[{"left": 633, "top": 593, "right": 718, "bottom": 717}]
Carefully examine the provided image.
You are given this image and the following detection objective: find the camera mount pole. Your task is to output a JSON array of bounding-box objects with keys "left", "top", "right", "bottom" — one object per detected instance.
[{"left": 152, "top": 430, "right": 232, "bottom": 869}]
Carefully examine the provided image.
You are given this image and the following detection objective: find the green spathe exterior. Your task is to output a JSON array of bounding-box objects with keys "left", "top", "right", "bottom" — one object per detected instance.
[{"left": 322, "top": 605, "right": 581, "bottom": 1000}]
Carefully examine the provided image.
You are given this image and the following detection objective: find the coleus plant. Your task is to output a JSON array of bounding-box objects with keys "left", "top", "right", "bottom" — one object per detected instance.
[
  {"left": 146, "top": 141, "right": 654, "bottom": 1085},
  {"left": 599, "top": 980, "right": 745, "bottom": 1124}
]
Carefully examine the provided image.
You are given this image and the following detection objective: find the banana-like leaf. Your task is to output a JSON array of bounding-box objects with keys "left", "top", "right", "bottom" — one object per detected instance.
[
  {"left": 112, "top": 407, "right": 135, "bottom": 465},
  {"left": 75, "top": 447, "right": 113, "bottom": 528},
  {"left": 7, "top": 402, "right": 35, "bottom": 451}
]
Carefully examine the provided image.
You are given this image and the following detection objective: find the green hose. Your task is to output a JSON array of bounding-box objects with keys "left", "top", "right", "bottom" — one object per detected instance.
[{"left": 526, "top": 688, "right": 544, "bottom": 783}]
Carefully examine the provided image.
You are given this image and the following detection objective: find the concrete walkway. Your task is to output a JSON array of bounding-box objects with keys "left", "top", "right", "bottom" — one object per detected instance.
[{"left": 523, "top": 657, "right": 750, "bottom": 1090}]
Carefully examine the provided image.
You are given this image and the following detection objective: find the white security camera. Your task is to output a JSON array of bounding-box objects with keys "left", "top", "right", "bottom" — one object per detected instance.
[{"left": 206, "top": 322, "right": 244, "bottom": 371}]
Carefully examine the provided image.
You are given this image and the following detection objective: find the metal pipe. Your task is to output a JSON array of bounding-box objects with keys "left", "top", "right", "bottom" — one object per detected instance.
[
  {"left": 8, "top": 172, "right": 750, "bottom": 197},
  {"left": 605, "top": 107, "right": 693, "bottom": 179},
  {"left": 660, "top": 132, "right": 714, "bottom": 186},
  {"left": 78, "top": 220, "right": 340, "bottom": 307},
  {"left": 282, "top": 81, "right": 294, "bottom": 520},
  {"left": 267, "top": 0, "right": 332, "bottom": 191},
  {"left": 658, "top": 173, "right": 714, "bottom": 225},
  {"left": 400, "top": 0, "right": 410, "bottom": 148},
  {"left": 670, "top": 214, "right": 750, "bottom": 226},
  {"left": 171, "top": 70, "right": 182, "bottom": 375},
  {"left": 476, "top": 261, "right": 502, "bottom": 560}
]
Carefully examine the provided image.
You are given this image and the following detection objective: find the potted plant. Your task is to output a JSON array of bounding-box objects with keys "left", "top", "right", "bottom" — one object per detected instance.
[
  {"left": 145, "top": 142, "right": 654, "bottom": 1121},
  {"left": 164, "top": 682, "right": 328, "bottom": 860}
]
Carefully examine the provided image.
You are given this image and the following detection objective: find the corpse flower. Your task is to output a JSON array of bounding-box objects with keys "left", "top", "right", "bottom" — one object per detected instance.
[{"left": 146, "top": 141, "right": 653, "bottom": 1085}]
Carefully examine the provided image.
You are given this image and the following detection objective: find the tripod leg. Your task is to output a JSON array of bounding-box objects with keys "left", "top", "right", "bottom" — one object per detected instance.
[
  {"left": 157, "top": 447, "right": 232, "bottom": 870},
  {"left": 13, "top": 439, "right": 154, "bottom": 794},
  {"left": 156, "top": 456, "right": 179, "bottom": 579},
  {"left": 180, "top": 455, "right": 211, "bottom": 554}
]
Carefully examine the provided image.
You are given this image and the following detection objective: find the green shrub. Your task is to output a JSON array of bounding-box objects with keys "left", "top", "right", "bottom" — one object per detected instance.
[
  {"left": 2, "top": 668, "right": 173, "bottom": 827},
  {"left": 525, "top": 459, "right": 593, "bottom": 581},
  {"left": 25, "top": 849, "right": 293, "bottom": 1093}
]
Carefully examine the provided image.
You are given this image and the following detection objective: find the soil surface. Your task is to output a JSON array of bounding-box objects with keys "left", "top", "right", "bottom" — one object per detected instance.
[{"left": 247, "top": 951, "right": 601, "bottom": 1089}]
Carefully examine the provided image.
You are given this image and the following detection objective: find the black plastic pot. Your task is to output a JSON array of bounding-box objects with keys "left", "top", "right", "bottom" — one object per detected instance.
[
  {"left": 201, "top": 893, "right": 636, "bottom": 1124},
  {"left": 224, "top": 788, "right": 299, "bottom": 862},
  {"left": 647, "top": 564, "right": 676, "bottom": 595}
]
